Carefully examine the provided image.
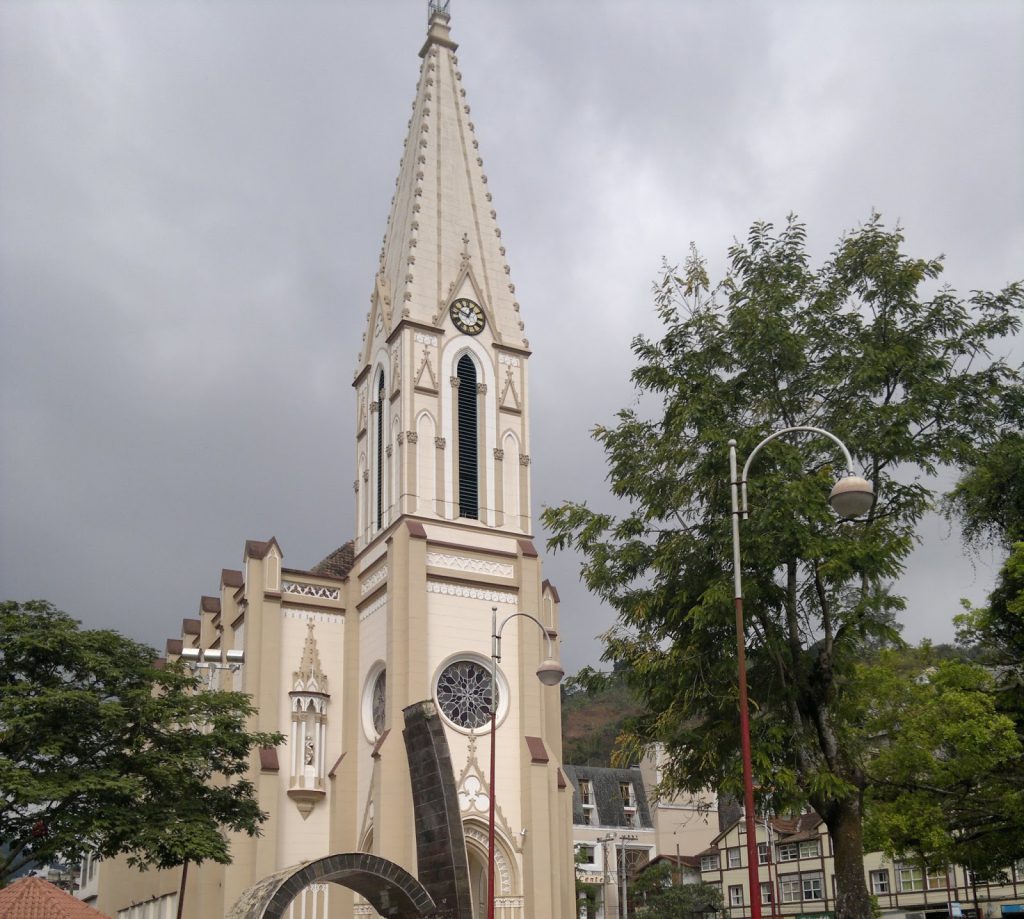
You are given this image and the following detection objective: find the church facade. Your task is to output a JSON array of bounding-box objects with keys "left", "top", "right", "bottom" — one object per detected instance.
[{"left": 92, "top": 7, "right": 574, "bottom": 919}]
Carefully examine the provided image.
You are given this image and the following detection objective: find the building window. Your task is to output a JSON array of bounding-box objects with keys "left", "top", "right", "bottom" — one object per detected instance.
[
  {"left": 798, "top": 839, "right": 820, "bottom": 859},
  {"left": 870, "top": 870, "right": 890, "bottom": 895},
  {"left": 435, "top": 657, "right": 496, "bottom": 729},
  {"left": 701, "top": 854, "right": 720, "bottom": 873},
  {"left": 760, "top": 882, "right": 773, "bottom": 905},
  {"left": 376, "top": 370, "right": 385, "bottom": 529},
  {"left": 577, "top": 844, "right": 597, "bottom": 867},
  {"left": 802, "top": 873, "right": 823, "bottom": 901},
  {"left": 757, "top": 842, "right": 769, "bottom": 865},
  {"left": 456, "top": 354, "right": 479, "bottom": 519},
  {"left": 897, "top": 865, "right": 924, "bottom": 893},
  {"left": 729, "top": 885, "right": 744, "bottom": 907},
  {"left": 1015, "top": 859, "right": 1024, "bottom": 881},
  {"left": 780, "top": 876, "right": 801, "bottom": 904},
  {"left": 926, "top": 867, "right": 950, "bottom": 890},
  {"left": 728, "top": 847, "right": 742, "bottom": 869},
  {"left": 579, "top": 780, "right": 593, "bottom": 805},
  {"left": 620, "top": 782, "right": 635, "bottom": 808},
  {"left": 777, "top": 843, "right": 799, "bottom": 862}
]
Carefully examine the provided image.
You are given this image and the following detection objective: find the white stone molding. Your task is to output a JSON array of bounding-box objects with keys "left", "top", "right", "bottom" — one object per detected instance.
[
  {"left": 283, "top": 608, "right": 342, "bottom": 625},
  {"left": 426, "top": 552, "right": 514, "bottom": 578},
  {"left": 415, "top": 332, "right": 438, "bottom": 347},
  {"left": 458, "top": 773, "right": 489, "bottom": 814},
  {"left": 283, "top": 582, "right": 340, "bottom": 602},
  {"left": 427, "top": 582, "right": 516, "bottom": 605},
  {"left": 359, "top": 594, "right": 387, "bottom": 622},
  {"left": 361, "top": 565, "right": 389, "bottom": 596}
]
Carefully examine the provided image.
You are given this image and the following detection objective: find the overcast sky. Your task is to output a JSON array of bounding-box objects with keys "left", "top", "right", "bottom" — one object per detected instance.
[{"left": 1, "top": 0, "right": 1021, "bottom": 674}]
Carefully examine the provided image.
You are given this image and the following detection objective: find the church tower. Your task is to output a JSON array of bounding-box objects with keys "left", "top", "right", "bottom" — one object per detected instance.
[
  {"left": 90, "top": 7, "right": 574, "bottom": 919},
  {"left": 345, "top": 5, "right": 574, "bottom": 916}
]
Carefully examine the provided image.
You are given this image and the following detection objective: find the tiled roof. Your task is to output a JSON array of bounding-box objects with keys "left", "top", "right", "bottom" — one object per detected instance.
[
  {"left": 0, "top": 876, "right": 106, "bottom": 918},
  {"left": 311, "top": 541, "right": 355, "bottom": 579}
]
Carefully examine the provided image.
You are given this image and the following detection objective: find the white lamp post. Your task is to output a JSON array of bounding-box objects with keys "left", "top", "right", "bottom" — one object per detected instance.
[
  {"left": 487, "top": 607, "right": 564, "bottom": 919},
  {"left": 729, "top": 425, "right": 874, "bottom": 919}
]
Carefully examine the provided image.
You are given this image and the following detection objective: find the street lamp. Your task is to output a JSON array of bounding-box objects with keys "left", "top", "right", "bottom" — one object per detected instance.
[
  {"left": 728, "top": 426, "right": 874, "bottom": 919},
  {"left": 487, "top": 606, "right": 564, "bottom": 919}
]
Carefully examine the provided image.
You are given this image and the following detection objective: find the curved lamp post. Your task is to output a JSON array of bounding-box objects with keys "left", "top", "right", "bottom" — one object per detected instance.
[
  {"left": 487, "top": 607, "right": 564, "bottom": 919},
  {"left": 729, "top": 426, "right": 874, "bottom": 919}
]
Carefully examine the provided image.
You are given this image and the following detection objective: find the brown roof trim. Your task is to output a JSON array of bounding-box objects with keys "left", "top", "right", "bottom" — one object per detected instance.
[
  {"left": 557, "top": 769, "right": 567, "bottom": 789},
  {"left": 222, "top": 568, "right": 244, "bottom": 588},
  {"left": 201, "top": 596, "right": 221, "bottom": 613},
  {"left": 182, "top": 618, "right": 201, "bottom": 635},
  {"left": 371, "top": 729, "right": 390, "bottom": 759},
  {"left": 407, "top": 520, "right": 427, "bottom": 539},
  {"left": 166, "top": 638, "right": 183, "bottom": 655},
  {"left": 525, "top": 735, "right": 549, "bottom": 764},
  {"left": 542, "top": 579, "right": 561, "bottom": 603},
  {"left": 245, "top": 539, "right": 269, "bottom": 559},
  {"left": 153, "top": 657, "right": 167, "bottom": 670},
  {"left": 328, "top": 752, "right": 346, "bottom": 778},
  {"left": 518, "top": 539, "right": 538, "bottom": 558},
  {"left": 259, "top": 746, "right": 280, "bottom": 772}
]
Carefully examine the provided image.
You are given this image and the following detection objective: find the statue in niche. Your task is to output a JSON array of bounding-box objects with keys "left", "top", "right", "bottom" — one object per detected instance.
[{"left": 304, "top": 735, "right": 315, "bottom": 766}]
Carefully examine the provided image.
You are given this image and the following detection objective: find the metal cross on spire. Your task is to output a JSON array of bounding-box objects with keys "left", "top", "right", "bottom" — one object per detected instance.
[{"left": 428, "top": 0, "right": 451, "bottom": 20}]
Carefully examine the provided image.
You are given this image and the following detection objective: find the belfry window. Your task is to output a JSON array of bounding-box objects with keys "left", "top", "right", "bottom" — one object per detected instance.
[
  {"left": 376, "top": 370, "right": 385, "bottom": 530},
  {"left": 456, "top": 354, "right": 478, "bottom": 519}
]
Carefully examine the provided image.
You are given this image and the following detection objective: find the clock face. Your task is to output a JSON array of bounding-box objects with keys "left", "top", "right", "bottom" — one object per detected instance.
[{"left": 449, "top": 298, "right": 485, "bottom": 335}]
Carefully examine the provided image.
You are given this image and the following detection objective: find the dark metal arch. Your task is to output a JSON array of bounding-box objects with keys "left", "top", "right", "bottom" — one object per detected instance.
[{"left": 226, "top": 852, "right": 436, "bottom": 919}]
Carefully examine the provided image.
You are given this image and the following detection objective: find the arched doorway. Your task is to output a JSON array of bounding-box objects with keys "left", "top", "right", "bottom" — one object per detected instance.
[{"left": 461, "top": 821, "right": 523, "bottom": 919}]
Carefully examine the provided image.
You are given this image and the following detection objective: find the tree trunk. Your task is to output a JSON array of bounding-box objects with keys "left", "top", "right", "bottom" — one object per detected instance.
[{"left": 822, "top": 796, "right": 873, "bottom": 919}]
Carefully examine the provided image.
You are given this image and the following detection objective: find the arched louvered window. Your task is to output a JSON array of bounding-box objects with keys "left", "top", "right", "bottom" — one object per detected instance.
[
  {"left": 376, "top": 370, "right": 385, "bottom": 530},
  {"left": 456, "top": 354, "right": 478, "bottom": 519}
]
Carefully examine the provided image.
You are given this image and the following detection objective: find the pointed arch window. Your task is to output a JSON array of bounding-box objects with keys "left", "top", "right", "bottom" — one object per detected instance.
[
  {"left": 456, "top": 354, "right": 478, "bottom": 519},
  {"left": 376, "top": 370, "right": 385, "bottom": 530}
]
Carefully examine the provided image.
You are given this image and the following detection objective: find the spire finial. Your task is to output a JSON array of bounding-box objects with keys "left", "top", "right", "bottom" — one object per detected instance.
[{"left": 428, "top": 0, "right": 450, "bottom": 22}]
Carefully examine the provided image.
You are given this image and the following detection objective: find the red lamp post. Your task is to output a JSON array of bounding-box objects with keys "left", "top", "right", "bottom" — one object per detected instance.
[
  {"left": 729, "top": 426, "right": 874, "bottom": 919},
  {"left": 487, "top": 607, "right": 565, "bottom": 919}
]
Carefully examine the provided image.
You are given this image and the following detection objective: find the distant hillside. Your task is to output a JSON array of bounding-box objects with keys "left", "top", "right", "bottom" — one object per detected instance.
[{"left": 560, "top": 670, "right": 644, "bottom": 767}]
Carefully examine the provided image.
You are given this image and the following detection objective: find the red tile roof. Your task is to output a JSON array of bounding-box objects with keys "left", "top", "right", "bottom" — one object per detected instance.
[{"left": 0, "top": 876, "right": 107, "bottom": 918}]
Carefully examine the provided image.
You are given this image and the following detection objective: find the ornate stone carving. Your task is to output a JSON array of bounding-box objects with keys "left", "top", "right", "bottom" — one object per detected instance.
[
  {"left": 435, "top": 436, "right": 446, "bottom": 450},
  {"left": 359, "top": 594, "right": 387, "bottom": 622},
  {"left": 493, "top": 448, "right": 504, "bottom": 461},
  {"left": 406, "top": 431, "right": 419, "bottom": 444},
  {"left": 476, "top": 382, "right": 487, "bottom": 395},
  {"left": 450, "top": 376, "right": 460, "bottom": 389},
  {"left": 385, "top": 445, "right": 393, "bottom": 457},
  {"left": 361, "top": 565, "right": 389, "bottom": 596},
  {"left": 519, "top": 454, "right": 531, "bottom": 466},
  {"left": 426, "top": 553, "right": 514, "bottom": 578},
  {"left": 282, "top": 582, "right": 340, "bottom": 601},
  {"left": 397, "top": 431, "right": 405, "bottom": 445}
]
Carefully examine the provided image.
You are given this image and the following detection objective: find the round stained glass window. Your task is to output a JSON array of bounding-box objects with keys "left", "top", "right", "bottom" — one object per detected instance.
[
  {"left": 435, "top": 659, "right": 498, "bottom": 729},
  {"left": 371, "top": 669, "right": 386, "bottom": 735}
]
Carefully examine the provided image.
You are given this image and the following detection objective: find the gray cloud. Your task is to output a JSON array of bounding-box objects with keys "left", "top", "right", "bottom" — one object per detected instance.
[{"left": 1, "top": 1, "right": 1020, "bottom": 673}]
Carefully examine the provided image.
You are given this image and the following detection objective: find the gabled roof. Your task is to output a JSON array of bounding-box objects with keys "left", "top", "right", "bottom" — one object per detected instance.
[{"left": 0, "top": 876, "right": 106, "bottom": 918}]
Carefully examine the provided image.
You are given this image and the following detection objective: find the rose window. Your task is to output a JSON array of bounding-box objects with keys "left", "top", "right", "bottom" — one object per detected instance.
[{"left": 435, "top": 659, "right": 498, "bottom": 729}]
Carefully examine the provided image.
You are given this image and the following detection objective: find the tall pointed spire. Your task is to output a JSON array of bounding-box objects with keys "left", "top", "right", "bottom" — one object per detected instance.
[{"left": 359, "top": 4, "right": 527, "bottom": 370}]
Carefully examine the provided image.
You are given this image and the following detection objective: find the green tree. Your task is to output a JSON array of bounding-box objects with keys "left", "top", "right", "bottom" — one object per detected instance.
[
  {"left": 543, "top": 215, "right": 1023, "bottom": 919},
  {"left": 862, "top": 651, "right": 1024, "bottom": 877},
  {"left": 0, "top": 600, "right": 284, "bottom": 887},
  {"left": 631, "top": 862, "right": 723, "bottom": 919}
]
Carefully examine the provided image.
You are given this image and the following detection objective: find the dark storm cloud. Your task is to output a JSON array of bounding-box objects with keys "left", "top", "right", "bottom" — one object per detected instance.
[{"left": 1, "top": 1, "right": 1020, "bottom": 672}]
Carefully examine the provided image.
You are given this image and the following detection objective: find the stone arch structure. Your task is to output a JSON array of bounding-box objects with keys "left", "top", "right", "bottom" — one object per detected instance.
[{"left": 225, "top": 852, "right": 435, "bottom": 919}]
